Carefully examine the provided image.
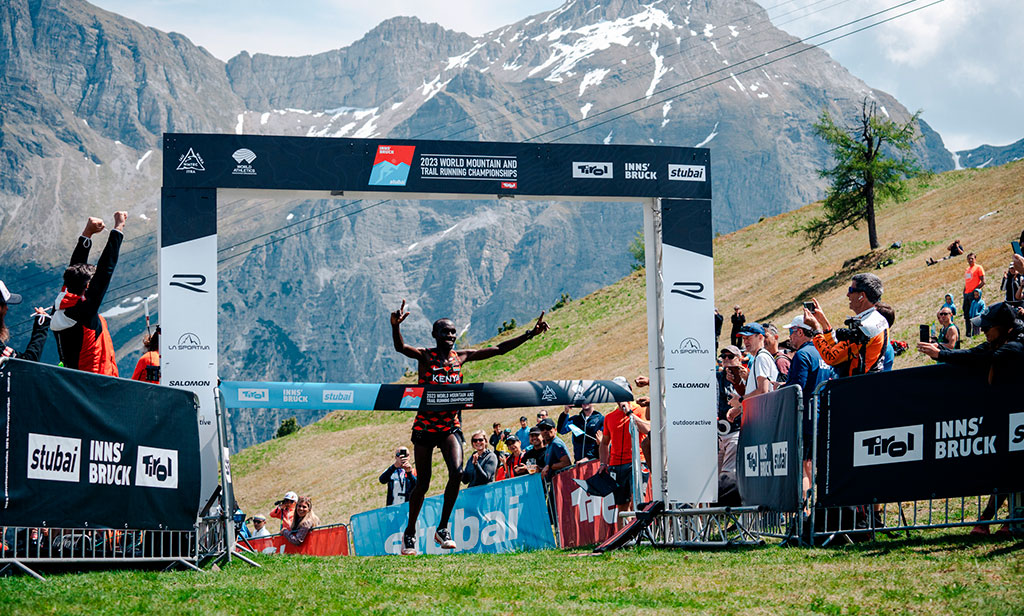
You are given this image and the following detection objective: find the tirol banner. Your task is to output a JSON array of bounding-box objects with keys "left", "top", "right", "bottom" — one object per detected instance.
[
  {"left": 0, "top": 358, "right": 201, "bottom": 530},
  {"left": 552, "top": 460, "right": 653, "bottom": 548},
  {"left": 219, "top": 379, "right": 632, "bottom": 411},
  {"left": 736, "top": 385, "right": 802, "bottom": 513},
  {"left": 660, "top": 198, "right": 717, "bottom": 503},
  {"left": 349, "top": 474, "right": 554, "bottom": 556},
  {"left": 817, "top": 364, "right": 1024, "bottom": 506},
  {"left": 241, "top": 523, "right": 350, "bottom": 556}
]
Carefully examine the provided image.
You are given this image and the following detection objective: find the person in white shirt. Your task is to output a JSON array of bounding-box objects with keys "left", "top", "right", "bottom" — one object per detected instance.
[{"left": 726, "top": 322, "right": 779, "bottom": 423}]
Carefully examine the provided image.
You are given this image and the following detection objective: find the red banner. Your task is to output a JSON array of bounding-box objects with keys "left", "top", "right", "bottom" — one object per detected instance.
[
  {"left": 553, "top": 461, "right": 655, "bottom": 548},
  {"left": 237, "top": 523, "right": 350, "bottom": 556}
]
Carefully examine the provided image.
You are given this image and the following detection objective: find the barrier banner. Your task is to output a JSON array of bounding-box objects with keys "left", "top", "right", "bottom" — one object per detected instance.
[
  {"left": 349, "top": 474, "right": 554, "bottom": 556},
  {"left": 219, "top": 379, "right": 632, "bottom": 411},
  {"left": 553, "top": 461, "right": 619, "bottom": 547},
  {"left": 817, "top": 364, "right": 1024, "bottom": 506},
  {"left": 241, "top": 523, "right": 350, "bottom": 556},
  {"left": 0, "top": 358, "right": 201, "bottom": 530},
  {"left": 736, "top": 386, "right": 802, "bottom": 512}
]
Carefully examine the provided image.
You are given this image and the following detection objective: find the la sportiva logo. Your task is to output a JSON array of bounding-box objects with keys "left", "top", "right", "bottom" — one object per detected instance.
[
  {"left": 27, "top": 433, "right": 82, "bottom": 483},
  {"left": 169, "top": 273, "right": 207, "bottom": 293},
  {"left": 168, "top": 332, "right": 211, "bottom": 351},
  {"left": 671, "top": 338, "right": 710, "bottom": 355},
  {"left": 853, "top": 425, "right": 924, "bottom": 467},
  {"left": 176, "top": 148, "right": 205, "bottom": 173}
]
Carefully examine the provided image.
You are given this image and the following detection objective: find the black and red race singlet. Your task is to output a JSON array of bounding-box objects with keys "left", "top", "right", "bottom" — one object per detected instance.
[{"left": 412, "top": 349, "right": 463, "bottom": 434}]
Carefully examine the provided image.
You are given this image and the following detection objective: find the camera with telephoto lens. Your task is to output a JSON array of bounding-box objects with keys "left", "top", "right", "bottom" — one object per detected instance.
[
  {"left": 273, "top": 499, "right": 285, "bottom": 506},
  {"left": 834, "top": 317, "right": 869, "bottom": 344}
]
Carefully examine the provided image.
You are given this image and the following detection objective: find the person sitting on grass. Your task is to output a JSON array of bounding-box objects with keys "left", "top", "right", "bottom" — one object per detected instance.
[{"left": 282, "top": 496, "right": 320, "bottom": 546}]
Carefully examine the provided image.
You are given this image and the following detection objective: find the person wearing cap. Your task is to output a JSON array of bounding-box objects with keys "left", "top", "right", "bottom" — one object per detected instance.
[
  {"left": 389, "top": 300, "right": 549, "bottom": 555},
  {"left": 803, "top": 273, "right": 889, "bottom": 378},
  {"left": 379, "top": 447, "right": 417, "bottom": 507},
  {"left": 0, "top": 279, "right": 50, "bottom": 362},
  {"left": 250, "top": 514, "right": 271, "bottom": 539},
  {"left": 557, "top": 403, "right": 604, "bottom": 463},
  {"left": 782, "top": 315, "right": 836, "bottom": 491},
  {"left": 521, "top": 427, "right": 547, "bottom": 470},
  {"left": 51, "top": 213, "right": 128, "bottom": 375},
  {"left": 499, "top": 434, "right": 528, "bottom": 480},
  {"left": 536, "top": 418, "right": 571, "bottom": 481},
  {"left": 269, "top": 491, "right": 298, "bottom": 532},
  {"left": 514, "top": 416, "right": 531, "bottom": 445},
  {"left": 726, "top": 323, "right": 779, "bottom": 423},
  {"left": 716, "top": 346, "right": 745, "bottom": 487},
  {"left": 917, "top": 301, "right": 1024, "bottom": 385}
]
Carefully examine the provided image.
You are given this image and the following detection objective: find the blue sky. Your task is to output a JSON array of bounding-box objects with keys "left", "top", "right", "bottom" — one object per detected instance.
[{"left": 91, "top": 0, "right": 1022, "bottom": 152}]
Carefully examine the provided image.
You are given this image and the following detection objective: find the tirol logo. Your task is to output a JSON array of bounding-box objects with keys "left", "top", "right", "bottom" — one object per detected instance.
[
  {"left": 169, "top": 273, "right": 207, "bottom": 293},
  {"left": 853, "top": 425, "right": 924, "bottom": 467},
  {"left": 27, "top": 433, "right": 82, "bottom": 483},
  {"left": 169, "top": 332, "right": 211, "bottom": 351},
  {"left": 231, "top": 148, "right": 257, "bottom": 176},
  {"left": 671, "top": 338, "right": 710, "bottom": 355},
  {"left": 1010, "top": 412, "right": 1024, "bottom": 453},
  {"left": 671, "top": 281, "right": 705, "bottom": 300},
  {"left": 572, "top": 162, "right": 613, "bottom": 179},
  {"left": 176, "top": 148, "right": 205, "bottom": 173},
  {"left": 668, "top": 164, "right": 705, "bottom": 181},
  {"left": 238, "top": 388, "right": 270, "bottom": 402},
  {"left": 400, "top": 387, "right": 424, "bottom": 409},
  {"left": 323, "top": 389, "right": 355, "bottom": 404},
  {"left": 369, "top": 145, "right": 416, "bottom": 186},
  {"left": 135, "top": 446, "right": 178, "bottom": 489},
  {"left": 541, "top": 386, "right": 557, "bottom": 402}
]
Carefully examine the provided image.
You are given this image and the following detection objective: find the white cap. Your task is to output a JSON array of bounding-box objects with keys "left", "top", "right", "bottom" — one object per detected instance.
[
  {"left": 612, "top": 376, "right": 631, "bottom": 391},
  {"left": 788, "top": 315, "right": 812, "bottom": 331},
  {"left": 283, "top": 491, "right": 298, "bottom": 501},
  {"left": 0, "top": 280, "right": 22, "bottom": 305}
]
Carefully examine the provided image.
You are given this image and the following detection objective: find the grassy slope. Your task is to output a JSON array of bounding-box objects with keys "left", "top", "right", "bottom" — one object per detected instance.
[{"left": 232, "top": 160, "right": 1024, "bottom": 525}]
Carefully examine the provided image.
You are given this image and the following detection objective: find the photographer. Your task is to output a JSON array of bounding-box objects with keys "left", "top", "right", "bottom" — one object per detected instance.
[
  {"left": 804, "top": 273, "right": 889, "bottom": 377},
  {"left": 379, "top": 447, "right": 417, "bottom": 507},
  {"left": 557, "top": 403, "right": 604, "bottom": 462},
  {"left": 269, "top": 491, "right": 298, "bottom": 532},
  {"left": 917, "top": 302, "right": 1024, "bottom": 385}
]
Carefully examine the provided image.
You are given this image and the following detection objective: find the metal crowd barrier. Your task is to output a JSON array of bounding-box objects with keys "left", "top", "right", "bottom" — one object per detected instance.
[{"left": 0, "top": 526, "right": 199, "bottom": 580}]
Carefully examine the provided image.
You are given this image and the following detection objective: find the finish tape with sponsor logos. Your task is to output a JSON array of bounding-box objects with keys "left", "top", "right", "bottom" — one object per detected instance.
[{"left": 219, "top": 379, "right": 632, "bottom": 411}]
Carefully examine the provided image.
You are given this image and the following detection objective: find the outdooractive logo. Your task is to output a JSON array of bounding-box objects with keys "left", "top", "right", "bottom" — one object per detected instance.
[
  {"left": 853, "top": 425, "right": 924, "bottom": 467},
  {"left": 323, "top": 389, "right": 355, "bottom": 404},
  {"left": 238, "top": 388, "right": 270, "bottom": 402},
  {"left": 400, "top": 387, "right": 424, "bottom": 409},
  {"left": 231, "top": 148, "right": 257, "bottom": 176},
  {"left": 667, "top": 164, "right": 705, "bottom": 181},
  {"left": 670, "top": 281, "right": 705, "bottom": 300},
  {"left": 369, "top": 145, "right": 416, "bottom": 186},
  {"left": 572, "top": 162, "right": 613, "bottom": 179},
  {"left": 670, "top": 338, "right": 710, "bottom": 355},
  {"left": 135, "top": 445, "right": 178, "bottom": 489},
  {"left": 169, "top": 273, "right": 207, "bottom": 293},
  {"left": 27, "top": 433, "right": 82, "bottom": 483},
  {"left": 176, "top": 148, "right": 205, "bottom": 173}
]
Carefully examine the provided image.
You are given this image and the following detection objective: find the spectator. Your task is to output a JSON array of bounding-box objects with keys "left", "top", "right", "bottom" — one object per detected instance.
[
  {"left": 726, "top": 323, "right": 778, "bottom": 423},
  {"left": 462, "top": 430, "right": 497, "bottom": 487},
  {"left": 615, "top": 376, "right": 651, "bottom": 466},
  {"left": 804, "top": 273, "right": 889, "bottom": 378},
  {"left": 717, "top": 346, "right": 744, "bottom": 489},
  {"left": 51, "top": 214, "right": 127, "bottom": 375},
  {"left": 282, "top": 496, "right": 320, "bottom": 546},
  {"left": 499, "top": 435, "right": 527, "bottom": 479},
  {"left": 968, "top": 289, "right": 987, "bottom": 337},
  {"left": 783, "top": 315, "right": 836, "bottom": 496},
  {"left": 599, "top": 397, "right": 651, "bottom": 512},
  {"left": 379, "top": 447, "right": 417, "bottom": 507},
  {"left": 521, "top": 428, "right": 547, "bottom": 472},
  {"left": 730, "top": 305, "right": 746, "bottom": 347},
  {"left": 131, "top": 327, "right": 161, "bottom": 383},
  {"left": 250, "top": 514, "right": 271, "bottom": 539},
  {"left": 514, "top": 416, "right": 531, "bottom": 445},
  {"left": 917, "top": 302, "right": 1024, "bottom": 385},
  {"left": 926, "top": 239, "right": 964, "bottom": 266},
  {"left": 537, "top": 418, "right": 571, "bottom": 481},
  {"left": 963, "top": 252, "right": 986, "bottom": 335},
  {"left": 714, "top": 308, "right": 724, "bottom": 349},
  {"left": 269, "top": 491, "right": 298, "bottom": 532},
  {"left": 941, "top": 293, "right": 958, "bottom": 316},
  {"left": 488, "top": 423, "right": 504, "bottom": 449},
  {"left": 536, "top": 409, "right": 548, "bottom": 423},
  {"left": 719, "top": 344, "right": 747, "bottom": 398},
  {"left": 874, "top": 302, "right": 896, "bottom": 371},
  {"left": 557, "top": 403, "right": 604, "bottom": 462},
  {"left": 935, "top": 306, "right": 960, "bottom": 350},
  {"left": 1002, "top": 260, "right": 1024, "bottom": 304},
  {"left": 763, "top": 323, "right": 791, "bottom": 381},
  {"left": 0, "top": 280, "right": 49, "bottom": 362}
]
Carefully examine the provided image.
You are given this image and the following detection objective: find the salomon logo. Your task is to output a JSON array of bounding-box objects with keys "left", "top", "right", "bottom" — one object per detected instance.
[{"left": 667, "top": 164, "right": 705, "bottom": 181}]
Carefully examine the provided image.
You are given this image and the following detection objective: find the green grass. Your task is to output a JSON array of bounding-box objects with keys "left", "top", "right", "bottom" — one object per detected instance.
[{"left": 2, "top": 534, "right": 1022, "bottom": 615}]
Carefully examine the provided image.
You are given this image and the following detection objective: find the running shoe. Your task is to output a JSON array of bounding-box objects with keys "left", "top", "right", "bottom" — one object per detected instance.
[
  {"left": 400, "top": 532, "right": 417, "bottom": 555},
  {"left": 434, "top": 527, "right": 456, "bottom": 550}
]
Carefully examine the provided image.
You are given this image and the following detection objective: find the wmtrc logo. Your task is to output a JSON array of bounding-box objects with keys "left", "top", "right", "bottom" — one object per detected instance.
[
  {"left": 176, "top": 148, "right": 205, "bottom": 173},
  {"left": 671, "top": 281, "right": 705, "bottom": 300},
  {"left": 671, "top": 338, "right": 710, "bottom": 355},
  {"left": 169, "top": 273, "right": 207, "bottom": 293},
  {"left": 169, "top": 332, "right": 210, "bottom": 351}
]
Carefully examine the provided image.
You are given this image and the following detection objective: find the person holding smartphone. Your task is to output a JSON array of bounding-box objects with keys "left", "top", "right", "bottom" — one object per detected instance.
[{"left": 379, "top": 447, "right": 417, "bottom": 507}]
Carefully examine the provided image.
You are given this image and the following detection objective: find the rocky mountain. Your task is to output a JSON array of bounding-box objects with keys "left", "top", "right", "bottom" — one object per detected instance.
[
  {"left": 1, "top": 0, "right": 962, "bottom": 449},
  {"left": 956, "top": 137, "right": 1024, "bottom": 170}
]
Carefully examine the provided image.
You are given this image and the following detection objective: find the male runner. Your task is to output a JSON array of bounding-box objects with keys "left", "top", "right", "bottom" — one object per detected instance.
[{"left": 390, "top": 300, "right": 548, "bottom": 555}]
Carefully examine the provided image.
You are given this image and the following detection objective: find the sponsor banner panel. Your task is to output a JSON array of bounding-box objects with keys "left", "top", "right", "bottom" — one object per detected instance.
[
  {"left": 0, "top": 359, "right": 201, "bottom": 529},
  {"left": 552, "top": 460, "right": 654, "bottom": 548},
  {"left": 162, "top": 134, "right": 710, "bottom": 201},
  {"left": 661, "top": 199, "right": 717, "bottom": 503},
  {"left": 159, "top": 234, "right": 219, "bottom": 509},
  {"left": 219, "top": 380, "right": 632, "bottom": 411},
  {"left": 817, "top": 364, "right": 1024, "bottom": 506},
  {"left": 736, "top": 385, "right": 802, "bottom": 512},
  {"left": 349, "top": 474, "right": 554, "bottom": 556},
  {"left": 241, "top": 523, "right": 350, "bottom": 556}
]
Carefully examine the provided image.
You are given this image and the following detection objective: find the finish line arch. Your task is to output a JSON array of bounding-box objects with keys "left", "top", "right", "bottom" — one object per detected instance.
[{"left": 159, "top": 133, "right": 714, "bottom": 510}]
